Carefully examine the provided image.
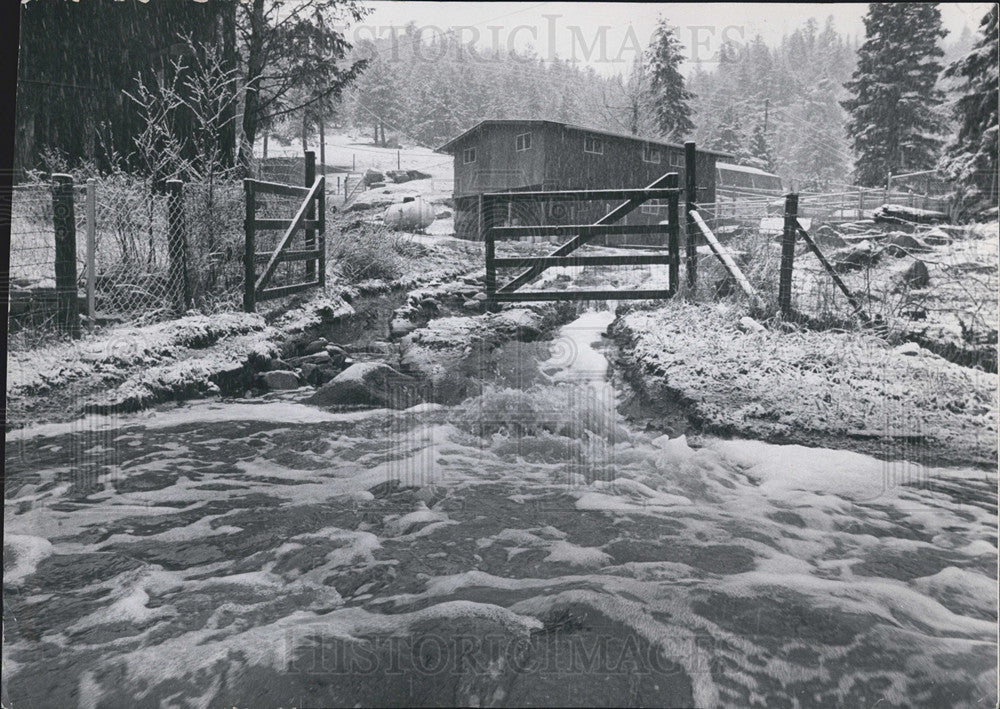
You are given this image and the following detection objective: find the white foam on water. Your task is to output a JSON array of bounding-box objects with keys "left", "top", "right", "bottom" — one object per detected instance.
[
  {"left": 3, "top": 534, "right": 54, "bottom": 587},
  {"left": 543, "top": 540, "right": 611, "bottom": 567}
]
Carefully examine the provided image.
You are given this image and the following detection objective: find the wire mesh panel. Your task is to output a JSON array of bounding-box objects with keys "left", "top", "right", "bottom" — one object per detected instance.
[
  {"left": 7, "top": 182, "right": 90, "bottom": 349},
  {"left": 184, "top": 180, "right": 245, "bottom": 311}
]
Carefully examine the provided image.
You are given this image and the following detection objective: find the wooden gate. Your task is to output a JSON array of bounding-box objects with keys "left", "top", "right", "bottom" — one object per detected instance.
[
  {"left": 243, "top": 154, "right": 325, "bottom": 312},
  {"left": 484, "top": 173, "right": 682, "bottom": 307}
]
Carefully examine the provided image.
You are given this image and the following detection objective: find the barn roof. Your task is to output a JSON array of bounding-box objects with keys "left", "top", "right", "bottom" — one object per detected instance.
[{"left": 437, "top": 119, "right": 734, "bottom": 158}]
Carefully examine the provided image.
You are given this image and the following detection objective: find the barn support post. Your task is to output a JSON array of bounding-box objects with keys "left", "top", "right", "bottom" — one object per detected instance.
[
  {"left": 317, "top": 175, "right": 326, "bottom": 289},
  {"left": 166, "top": 179, "right": 190, "bottom": 313},
  {"left": 666, "top": 173, "right": 680, "bottom": 293},
  {"left": 778, "top": 193, "right": 799, "bottom": 317},
  {"left": 304, "top": 150, "right": 316, "bottom": 282},
  {"left": 684, "top": 141, "right": 698, "bottom": 291},
  {"left": 243, "top": 178, "right": 256, "bottom": 313},
  {"left": 483, "top": 194, "right": 499, "bottom": 313},
  {"left": 51, "top": 174, "right": 81, "bottom": 339},
  {"left": 85, "top": 178, "right": 96, "bottom": 334}
]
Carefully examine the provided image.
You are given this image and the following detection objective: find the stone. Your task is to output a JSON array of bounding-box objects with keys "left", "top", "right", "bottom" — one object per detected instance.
[
  {"left": 833, "top": 241, "right": 880, "bottom": 272},
  {"left": 308, "top": 362, "right": 418, "bottom": 408},
  {"left": 304, "top": 338, "right": 329, "bottom": 355},
  {"left": 390, "top": 318, "right": 417, "bottom": 338},
  {"left": 419, "top": 297, "right": 440, "bottom": 312},
  {"left": 300, "top": 363, "right": 323, "bottom": 386},
  {"left": 883, "top": 232, "right": 931, "bottom": 257},
  {"left": 895, "top": 258, "right": 930, "bottom": 290},
  {"left": 921, "top": 227, "right": 951, "bottom": 246},
  {"left": 813, "top": 225, "right": 847, "bottom": 249},
  {"left": 738, "top": 316, "right": 766, "bottom": 334},
  {"left": 326, "top": 345, "right": 348, "bottom": 365},
  {"left": 473, "top": 292, "right": 487, "bottom": 301},
  {"left": 463, "top": 299, "right": 480, "bottom": 310},
  {"left": 435, "top": 210, "right": 452, "bottom": 219},
  {"left": 260, "top": 370, "right": 300, "bottom": 391},
  {"left": 363, "top": 168, "right": 385, "bottom": 185},
  {"left": 269, "top": 358, "right": 293, "bottom": 371},
  {"left": 894, "top": 342, "right": 921, "bottom": 356},
  {"left": 295, "top": 351, "right": 332, "bottom": 366}
]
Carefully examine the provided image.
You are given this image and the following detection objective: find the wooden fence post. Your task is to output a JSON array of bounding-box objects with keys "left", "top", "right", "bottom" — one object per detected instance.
[
  {"left": 244, "top": 178, "right": 256, "bottom": 312},
  {"left": 166, "top": 179, "right": 190, "bottom": 313},
  {"left": 317, "top": 175, "right": 326, "bottom": 289},
  {"left": 684, "top": 141, "right": 698, "bottom": 290},
  {"left": 51, "top": 173, "right": 80, "bottom": 339},
  {"left": 779, "top": 193, "right": 799, "bottom": 317},
  {"left": 86, "top": 177, "right": 96, "bottom": 334},
  {"left": 666, "top": 172, "right": 680, "bottom": 294},
  {"left": 304, "top": 150, "right": 316, "bottom": 282},
  {"left": 484, "top": 194, "right": 498, "bottom": 312}
]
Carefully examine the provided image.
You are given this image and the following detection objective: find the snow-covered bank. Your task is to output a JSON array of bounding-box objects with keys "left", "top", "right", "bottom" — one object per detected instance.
[{"left": 611, "top": 300, "right": 998, "bottom": 468}]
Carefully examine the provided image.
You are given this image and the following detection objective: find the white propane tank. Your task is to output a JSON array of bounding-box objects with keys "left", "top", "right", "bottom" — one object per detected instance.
[{"left": 383, "top": 197, "right": 435, "bottom": 231}]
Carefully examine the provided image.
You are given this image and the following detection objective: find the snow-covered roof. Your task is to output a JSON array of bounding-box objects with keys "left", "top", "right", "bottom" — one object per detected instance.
[{"left": 716, "top": 161, "right": 781, "bottom": 178}]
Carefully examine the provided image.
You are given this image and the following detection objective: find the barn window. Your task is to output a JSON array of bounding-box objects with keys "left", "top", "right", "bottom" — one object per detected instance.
[
  {"left": 584, "top": 136, "right": 604, "bottom": 155},
  {"left": 463, "top": 147, "right": 476, "bottom": 164},
  {"left": 642, "top": 145, "right": 661, "bottom": 164},
  {"left": 669, "top": 152, "right": 683, "bottom": 167},
  {"left": 516, "top": 132, "right": 532, "bottom": 151}
]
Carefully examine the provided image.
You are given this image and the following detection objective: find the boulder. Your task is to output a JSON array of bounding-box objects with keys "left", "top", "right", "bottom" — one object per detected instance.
[
  {"left": 260, "top": 370, "right": 300, "bottom": 391},
  {"left": 462, "top": 299, "right": 480, "bottom": 310},
  {"left": 833, "top": 241, "right": 881, "bottom": 272},
  {"left": 269, "top": 358, "right": 294, "bottom": 371},
  {"left": 300, "top": 363, "right": 323, "bottom": 386},
  {"left": 308, "top": 362, "right": 418, "bottom": 408},
  {"left": 894, "top": 342, "right": 921, "bottom": 356},
  {"left": 435, "top": 210, "right": 452, "bottom": 219},
  {"left": 390, "top": 318, "right": 417, "bottom": 338},
  {"left": 894, "top": 258, "right": 930, "bottom": 290},
  {"left": 921, "top": 227, "right": 952, "bottom": 246},
  {"left": 812, "top": 225, "right": 848, "bottom": 249},
  {"left": 304, "top": 338, "right": 329, "bottom": 355},
  {"left": 883, "top": 232, "right": 931, "bottom": 257},
  {"left": 363, "top": 169, "right": 385, "bottom": 186},
  {"left": 293, "top": 350, "right": 332, "bottom": 366},
  {"left": 738, "top": 316, "right": 766, "bottom": 334},
  {"left": 325, "top": 345, "right": 348, "bottom": 365}
]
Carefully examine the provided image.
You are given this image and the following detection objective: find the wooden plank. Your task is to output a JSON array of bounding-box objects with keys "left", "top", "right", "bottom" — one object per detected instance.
[
  {"left": 491, "top": 223, "right": 667, "bottom": 238},
  {"left": 254, "top": 249, "right": 323, "bottom": 264},
  {"left": 497, "top": 172, "right": 681, "bottom": 294},
  {"left": 247, "top": 179, "right": 311, "bottom": 198},
  {"left": 484, "top": 188, "right": 681, "bottom": 203},
  {"left": 492, "top": 254, "right": 672, "bottom": 268},
  {"left": 244, "top": 179, "right": 256, "bottom": 312},
  {"left": 492, "top": 288, "right": 674, "bottom": 302},
  {"left": 253, "top": 218, "right": 321, "bottom": 230},
  {"left": 257, "top": 280, "right": 321, "bottom": 301},
  {"left": 689, "top": 209, "right": 762, "bottom": 307},
  {"left": 795, "top": 220, "right": 871, "bottom": 324},
  {"left": 255, "top": 176, "right": 323, "bottom": 293}
]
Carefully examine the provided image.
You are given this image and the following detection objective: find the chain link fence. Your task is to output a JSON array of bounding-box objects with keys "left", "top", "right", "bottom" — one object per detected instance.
[{"left": 7, "top": 174, "right": 248, "bottom": 352}]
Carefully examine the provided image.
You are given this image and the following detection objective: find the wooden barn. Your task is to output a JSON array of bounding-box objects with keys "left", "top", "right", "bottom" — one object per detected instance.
[{"left": 438, "top": 119, "right": 731, "bottom": 241}]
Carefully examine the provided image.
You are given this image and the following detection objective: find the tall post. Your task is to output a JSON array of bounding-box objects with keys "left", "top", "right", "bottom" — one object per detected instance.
[
  {"left": 684, "top": 141, "right": 698, "bottom": 291},
  {"left": 317, "top": 176, "right": 326, "bottom": 289},
  {"left": 666, "top": 173, "right": 680, "bottom": 295},
  {"left": 86, "top": 178, "right": 96, "bottom": 334},
  {"left": 243, "top": 178, "right": 256, "bottom": 312},
  {"left": 166, "top": 179, "right": 190, "bottom": 313},
  {"left": 51, "top": 174, "right": 80, "bottom": 338},
  {"left": 397, "top": 150, "right": 401, "bottom": 171},
  {"left": 779, "top": 193, "right": 799, "bottom": 318},
  {"left": 483, "top": 195, "right": 498, "bottom": 312},
  {"left": 304, "top": 150, "right": 317, "bottom": 282}
]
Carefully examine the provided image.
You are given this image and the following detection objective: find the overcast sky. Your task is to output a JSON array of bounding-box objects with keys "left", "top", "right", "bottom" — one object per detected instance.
[{"left": 353, "top": 2, "right": 990, "bottom": 76}]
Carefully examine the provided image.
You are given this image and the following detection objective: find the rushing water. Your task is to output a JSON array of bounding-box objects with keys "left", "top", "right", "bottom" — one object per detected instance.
[{"left": 4, "top": 310, "right": 997, "bottom": 708}]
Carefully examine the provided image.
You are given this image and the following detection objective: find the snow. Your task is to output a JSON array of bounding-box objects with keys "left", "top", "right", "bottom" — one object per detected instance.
[{"left": 3, "top": 534, "right": 54, "bottom": 587}]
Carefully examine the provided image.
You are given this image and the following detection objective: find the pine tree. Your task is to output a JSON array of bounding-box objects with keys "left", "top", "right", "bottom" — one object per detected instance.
[
  {"left": 842, "top": 3, "right": 948, "bottom": 186},
  {"left": 940, "top": 6, "right": 998, "bottom": 212},
  {"left": 710, "top": 105, "right": 743, "bottom": 157},
  {"left": 747, "top": 120, "right": 774, "bottom": 171},
  {"left": 647, "top": 18, "right": 694, "bottom": 141}
]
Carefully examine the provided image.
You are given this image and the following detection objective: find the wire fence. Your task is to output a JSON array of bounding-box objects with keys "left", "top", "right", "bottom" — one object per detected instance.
[{"left": 8, "top": 174, "right": 248, "bottom": 351}]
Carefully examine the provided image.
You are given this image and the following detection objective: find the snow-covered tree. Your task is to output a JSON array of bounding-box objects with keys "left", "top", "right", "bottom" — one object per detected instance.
[
  {"left": 842, "top": 3, "right": 948, "bottom": 186},
  {"left": 647, "top": 18, "right": 694, "bottom": 141},
  {"left": 747, "top": 120, "right": 774, "bottom": 172},
  {"left": 939, "top": 6, "right": 998, "bottom": 214}
]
